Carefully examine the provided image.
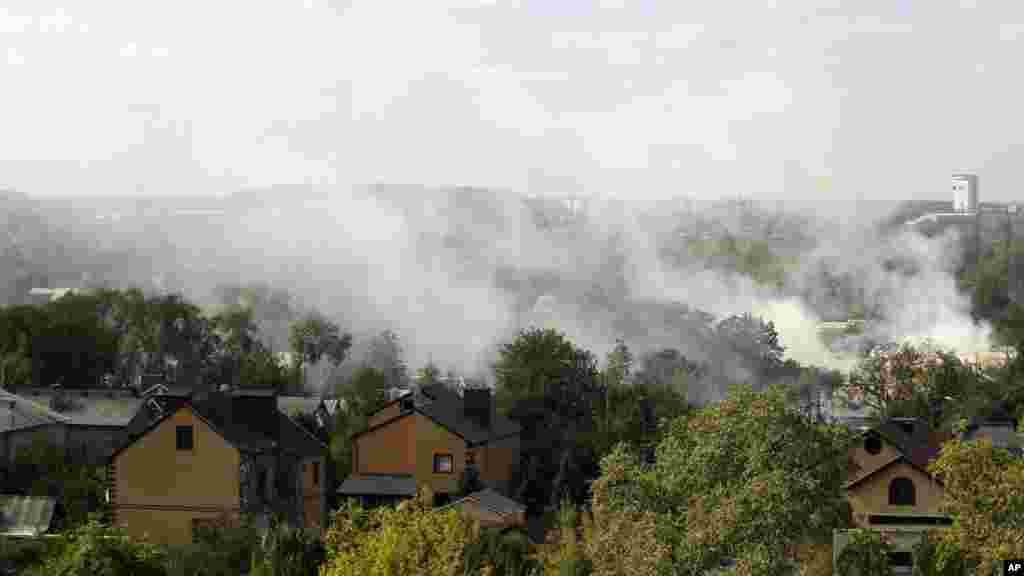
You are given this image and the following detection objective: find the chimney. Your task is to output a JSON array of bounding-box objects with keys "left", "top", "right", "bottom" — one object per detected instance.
[{"left": 463, "top": 388, "right": 492, "bottom": 431}]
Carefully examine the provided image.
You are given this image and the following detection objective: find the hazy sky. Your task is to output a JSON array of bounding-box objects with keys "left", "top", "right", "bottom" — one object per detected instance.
[{"left": 3, "top": 0, "right": 1023, "bottom": 202}]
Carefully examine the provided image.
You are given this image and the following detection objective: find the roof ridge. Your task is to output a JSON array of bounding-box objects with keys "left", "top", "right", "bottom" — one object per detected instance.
[{"left": 0, "top": 390, "right": 73, "bottom": 424}]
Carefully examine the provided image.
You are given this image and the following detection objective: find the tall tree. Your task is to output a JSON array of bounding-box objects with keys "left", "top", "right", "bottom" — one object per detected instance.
[
  {"left": 495, "top": 328, "right": 603, "bottom": 512},
  {"left": 595, "top": 384, "right": 855, "bottom": 574},
  {"left": 366, "top": 329, "right": 409, "bottom": 390},
  {"left": 289, "top": 312, "right": 353, "bottom": 393},
  {"left": 928, "top": 437, "right": 1024, "bottom": 575}
]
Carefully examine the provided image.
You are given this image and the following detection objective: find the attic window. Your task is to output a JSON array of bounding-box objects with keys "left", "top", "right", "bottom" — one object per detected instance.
[
  {"left": 864, "top": 434, "right": 882, "bottom": 455},
  {"left": 176, "top": 425, "right": 194, "bottom": 451}
]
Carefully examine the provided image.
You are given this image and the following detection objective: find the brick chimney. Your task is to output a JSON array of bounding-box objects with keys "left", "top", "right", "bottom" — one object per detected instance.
[{"left": 463, "top": 388, "right": 492, "bottom": 431}]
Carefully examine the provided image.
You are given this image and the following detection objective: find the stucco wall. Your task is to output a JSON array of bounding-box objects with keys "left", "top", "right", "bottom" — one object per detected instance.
[
  {"left": 112, "top": 406, "right": 240, "bottom": 545},
  {"left": 415, "top": 413, "right": 466, "bottom": 496},
  {"left": 115, "top": 508, "right": 239, "bottom": 547},
  {"left": 847, "top": 461, "right": 944, "bottom": 527},
  {"left": 355, "top": 414, "right": 417, "bottom": 475},
  {"left": 479, "top": 434, "right": 520, "bottom": 496}
]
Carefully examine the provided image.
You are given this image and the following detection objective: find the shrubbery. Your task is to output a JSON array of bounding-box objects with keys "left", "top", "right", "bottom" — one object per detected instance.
[
  {"left": 320, "top": 489, "right": 475, "bottom": 576},
  {"left": 26, "top": 518, "right": 167, "bottom": 576}
]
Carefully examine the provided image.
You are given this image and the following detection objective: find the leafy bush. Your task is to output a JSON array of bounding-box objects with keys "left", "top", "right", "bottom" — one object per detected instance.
[
  {"left": 164, "top": 513, "right": 260, "bottom": 576},
  {"left": 6, "top": 438, "right": 107, "bottom": 530},
  {"left": 912, "top": 531, "right": 968, "bottom": 576},
  {"left": 26, "top": 519, "right": 167, "bottom": 576},
  {"left": 250, "top": 520, "right": 325, "bottom": 576},
  {"left": 835, "top": 530, "right": 892, "bottom": 576},
  {"left": 0, "top": 537, "right": 58, "bottom": 575},
  {"left": 462, "top": 528, "right": 539, "bottom": 576},
  {"left": 320, "top": 489, "right": 474, "bottom": 576}
]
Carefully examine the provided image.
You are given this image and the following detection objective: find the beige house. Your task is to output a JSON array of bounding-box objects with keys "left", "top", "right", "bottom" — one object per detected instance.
[
  {"left": 109, "top": 389, "right": 327, "bottom": 546},
  {"left": 836, "top": 418, "right": 952, "bottom": 573},
  {"left": 339, "top": 384, "right": 521, "bottom": 508}
]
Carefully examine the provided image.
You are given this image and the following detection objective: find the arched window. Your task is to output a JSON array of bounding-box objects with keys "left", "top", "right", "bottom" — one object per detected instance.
[{"left": 889, "top": 477, "right": 916, "bottom": 506}]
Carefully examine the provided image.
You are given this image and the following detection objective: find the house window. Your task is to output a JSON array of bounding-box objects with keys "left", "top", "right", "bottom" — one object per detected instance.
[
  {"left": 176, "top": 425, "right": 194, "bottom": 451},
  {"left": 864, "top": 434, "right": 882, "bottom": 455},
  {"left": 465, "top": 451, "right": 475, "bottom": 466},
  {"left": 433, "top": 453, "right": 453, "bottom": 474},
  {"left": 313, "top": 461, "right": 320, "bottom": 486},
  {"left": 889, "top": 477, "right": 916, "bottom": 506},
  {"left": 433, "top": 492, "right": 452, "bottom": 507}
]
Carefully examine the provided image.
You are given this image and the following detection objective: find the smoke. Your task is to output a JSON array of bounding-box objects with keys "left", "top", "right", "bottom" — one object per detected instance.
[{"left": 40, "top": 181, "right": 993, "bottom": 398}]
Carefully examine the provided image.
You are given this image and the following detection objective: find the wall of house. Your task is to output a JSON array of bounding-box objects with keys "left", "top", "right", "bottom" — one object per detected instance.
[
  {"left": 414, "top": 414, "right": 466, "bottom": 497},
  {"left": 847, "top": 462, "right": 945, "bottom": 528},
  {"left": 367, "top": 402, "right": 402, "bottom": 428},
  {"left": 849, "top": 434, "right": 902, "bottom": 481},
  {"left": 354, "top": 413, "right": 417, "bottom": 475},
  {"left": 478, "top": 434, "right": 520, "bottom": 497},
  {"left": 115, "top": 508, "right": 241, "bottom": 547},
  {"left": 112, "top": 405, "right": 240, "bottom": 545}
]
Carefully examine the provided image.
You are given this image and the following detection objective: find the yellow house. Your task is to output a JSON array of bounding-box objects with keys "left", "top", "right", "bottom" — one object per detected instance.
[
  {"left": 835, "top": 418, "right": 952, "bottom": 572},
  {"left": 109, "top": 389, "right": 327, "bottom": 546},
  {"left": 339, "top": 384, "right": 521, "bottom": 507}
]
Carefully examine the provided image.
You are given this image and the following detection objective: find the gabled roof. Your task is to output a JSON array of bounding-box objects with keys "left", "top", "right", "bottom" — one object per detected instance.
[
  {"left": 110, "top": 391, "right": 327, "bottom": 462},
  {"left": 845, "top": 455, "right": 943, "bottom": 490},
  {"left": 337, "top": 474, "right": 417, "bottom": 497},
  {"left": 0, "top": 390, "right": 71, "bottom": 432},
  {"left": 441, "top": 488, "right": 526, "bottom": 519},
  {"left": 353, "top": 384, "right": 520, "bottom": 446},
  {"left": 0, "top": 496, "right": 56, "bottom": 537}
]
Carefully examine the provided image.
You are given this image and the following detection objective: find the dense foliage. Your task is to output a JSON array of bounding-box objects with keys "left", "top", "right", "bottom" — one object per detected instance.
[
  {"left": 320, "top": 490, "right": 475, "bottom": 576},
  {"left": 927, "top": 437, "right": 1024, "bottom": 575},
  {"left": 4, "top": 437, "right": 108, "bottom": 530},
  {"left": 594, "top": 384, "right": 854, "bottom": 575},
  {"left": 27, "top": 519, "right": 168, "bottom": 576}
]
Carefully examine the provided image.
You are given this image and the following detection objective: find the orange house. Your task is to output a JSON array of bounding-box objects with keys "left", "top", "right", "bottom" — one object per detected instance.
[
  {"left": 338, "top": 384, "right": 521, "bottom": 508},
  {"left": 109, "top": 389, "right": 327, "bottom": 546}
]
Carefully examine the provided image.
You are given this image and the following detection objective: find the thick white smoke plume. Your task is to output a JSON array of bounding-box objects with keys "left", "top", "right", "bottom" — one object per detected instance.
[{"left": 165, "top": 184, "right": 993, "bottom": 395}]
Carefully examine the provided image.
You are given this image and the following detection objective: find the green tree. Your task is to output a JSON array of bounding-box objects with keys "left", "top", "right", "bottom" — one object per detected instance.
[
  {"left": 330, "top": 367, "right": 389, "bottom": 481},
  {"left": 595, "top": 384, "right": 855, "bottom": 574},
  {"left": 495, "top": 328, "right": 603, "bottom": 511},
  {"left": 414, "top": 361, "right": 443, "bottom": 389},
  {"left": 289, "top": 312, "right": 353, "bottom": 393},
  {"left": 367, "top": 330, "right": 409, "bottom": 390},
  {"left": 927, "top": 437, "right": 1024, "bottom": 575}
]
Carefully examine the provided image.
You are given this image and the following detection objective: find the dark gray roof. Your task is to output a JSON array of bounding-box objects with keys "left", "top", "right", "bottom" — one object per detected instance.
[
  {"left": 0, "top": 496, "right": 56, "bottom": 537},
  {"left": 23, "top": 391, "right": 144, "bottom": 427},
  {"left": 444, "top": 488, "right": 525, "bottom": 518},
  {"left": 112, "top": 390, "right": 326, "bottom": 460},
  {"left": 413, "top": 385, "right": 520, "bottom": 445},
  {"left": 0, "top": 391, "right": 70, "bottom": 432},
  {"left": 338, "top": 474, "right": 417, "bottom": 497}
]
